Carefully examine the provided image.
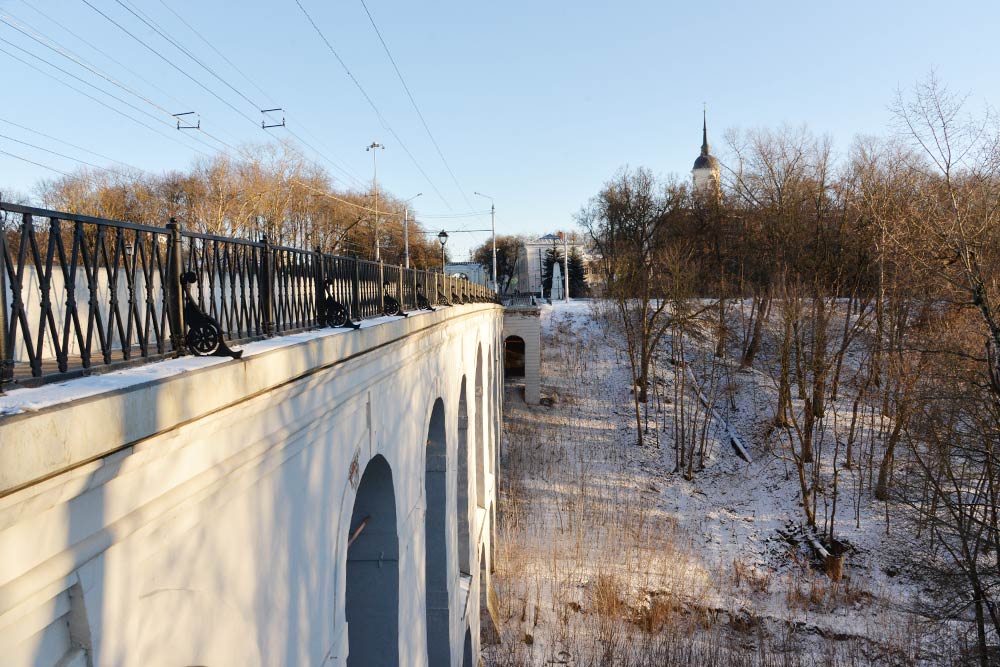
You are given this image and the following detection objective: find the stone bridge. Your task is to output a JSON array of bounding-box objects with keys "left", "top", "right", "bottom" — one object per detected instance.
[{"left": 0, "top": 302, "right": 504, "bottom": 667}]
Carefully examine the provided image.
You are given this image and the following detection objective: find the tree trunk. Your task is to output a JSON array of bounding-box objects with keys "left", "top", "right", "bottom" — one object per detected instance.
[{"left": 741, "top": 294, "right": 769, "bottom": 368}]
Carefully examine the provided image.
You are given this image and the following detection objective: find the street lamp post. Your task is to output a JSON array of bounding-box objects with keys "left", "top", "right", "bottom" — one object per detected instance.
[
  {"left": 473, "top": 191, "right": 497, "bottom": 292},
  {"left": 402, "top": 192, "right": 422, "bottom": 269},
  {"left": 437, "top": 229, "right": 449, "bottom": 274},
  {"left": 366, "top": 142, "right": 384, "bottom": 261}
]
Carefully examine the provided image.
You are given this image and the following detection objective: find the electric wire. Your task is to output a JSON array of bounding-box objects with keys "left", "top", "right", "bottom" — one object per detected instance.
[
  {"left": 15, "top": 0, "right": 189, "bottom": 111},
  {"left": 153, "top": 0, "right": 366, "bottom": 186},
  {"left": 113, "top": 0, "right": 260, "bottom": 112},
  {"left": 111, "top": 0, "right": 367, "bottom": 188},
  {"left": 0, "top": 10, "right": 242, "bottom": 152},
  {"left": 0, "top": 41, "right": 214, "bottom": 157},
  {"left": 0, "top": 15, "right": 178, "bottom": 118},
  {"left": 0, "top": 13, "right": 231, "bottom": 153},
  {"left": 2, "top": 5, "right": 466, "bottom": 236},
  {"left": 0, "top": 116, "right": 143, "bottom": 171},
  {"left": 154, "top": 0, "right": 276, "bottom": 108},
  {"left": 79, "top": 0, "right": 263, "bottom": 130},
  {"left": 357, "top": 0, "right": 474, "bottom": 211},
  {"left": 292, "top": 0, "right": 452, "bottom": 207},
  {"left": 0, "top": 146, "right": 72, "bottom": 176},
  {"left": 0, "top": 131, "right": 120, "bottom": 173}
]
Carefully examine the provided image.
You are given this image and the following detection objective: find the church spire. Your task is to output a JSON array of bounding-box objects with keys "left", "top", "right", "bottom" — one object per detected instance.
[
  {"left": 692, "top": 105, "right": 720, "bottom": 196},
  {"left": 701, "top": 104, "right": 710, "bottom": 156}
]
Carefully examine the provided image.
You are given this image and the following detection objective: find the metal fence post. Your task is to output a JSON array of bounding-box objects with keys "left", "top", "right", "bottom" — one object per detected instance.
[
  {"left": 0, "top": 220, "right": 11, "bottom": 390},
  {"left": 412, "top": 268, "right": 418, "bottom": 309},
  {"left": 378, "top": 260, "right": 385, "bottom": 315},
  {"left": 351, "top": 254, "right": 361, "bottom": 319},
  {"left": 398, "top": 264, "right": 404, "bottom": 310},
  {"left": 166, "top": 218, "right": 186, "bottom": 357},
  {"left": 314, "top": 247, "right": 325, "bottom": 326},
  {"left": 260, "top": 235, "right": 274, "bottom": 336}
]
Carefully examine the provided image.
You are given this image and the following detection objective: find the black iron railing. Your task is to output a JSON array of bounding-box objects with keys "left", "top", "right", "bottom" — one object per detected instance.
[{"left": 0, "top": 202, "right": 496, "bottom": 388}]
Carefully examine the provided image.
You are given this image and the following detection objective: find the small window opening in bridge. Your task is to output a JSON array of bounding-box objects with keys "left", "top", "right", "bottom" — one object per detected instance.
[
  {"left": 425, "top": 399, "right": 451, "bottom": 666},
  {"left": 345, "top": 455, "right": 398, "bottom": 667},
  {"left": 504, "top": 336, "right": 525, "bottom": 378}
]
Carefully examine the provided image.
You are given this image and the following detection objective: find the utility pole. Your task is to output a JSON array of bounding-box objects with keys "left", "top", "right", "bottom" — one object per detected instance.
[
  {"left": 402, "top": 192, "right": 422, "bottom": 269},
  {"left": 563, "top": 231, "right": 570, "bottom": 302},
  {"left": 366, "top": 142, "right": 384, "bottom": 261},
  {"left": 474, "top": 192, "right": 497, "bottom": 291}
]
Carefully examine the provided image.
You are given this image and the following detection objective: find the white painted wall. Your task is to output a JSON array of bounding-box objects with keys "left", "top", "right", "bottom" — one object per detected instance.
[
  {"left": 0, "top": 303, "right": 503, "bottom": 667},
  {"left": 502, "top": 309, "right": 540, "bottom": 404}
]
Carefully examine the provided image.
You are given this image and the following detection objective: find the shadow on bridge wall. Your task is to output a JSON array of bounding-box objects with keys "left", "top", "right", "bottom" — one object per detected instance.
[{"left": 6, "top": 306, "right": 501, "bottom": 667}]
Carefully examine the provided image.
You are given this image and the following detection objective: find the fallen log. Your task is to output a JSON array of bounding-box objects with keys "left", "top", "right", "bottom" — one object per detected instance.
[{"left": 684, "top": 365, "right": 752, "bottom": 463}]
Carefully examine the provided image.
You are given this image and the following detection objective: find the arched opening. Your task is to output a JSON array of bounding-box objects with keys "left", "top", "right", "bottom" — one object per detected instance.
[
  {"left": 475, "top": 346, "right": 485, "bottom": 508},
  {"left": 345, "top": 455, "right": 398, "bottom": 667},
  {"left": 425, "top": 399, "right": 451, "bottom": 666},
  {"left": 457, "top": 379, "right": 472, "bottom": 575},
  {"left": 479, "top": 548, "right": 498, "bottom": 646},
  {"left": 462, "top": 626, "right": 473, "bottom": 667},
  {"left": 504, "top": 336, "right": 525, "bottom": 378},
  {"left": 486, "top": 345, "right": 494, "bottom": 474}
]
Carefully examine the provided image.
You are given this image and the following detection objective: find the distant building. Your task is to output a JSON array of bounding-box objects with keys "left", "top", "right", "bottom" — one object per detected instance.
[
  {"left": 512, "top": 233, "right": 590, "bottom": 297},
  {"left": 445, "top": 261, "right": 488, "bottom": 286},
  {"left": 692, "top": 109, "right": 720, "bottom": 197}
]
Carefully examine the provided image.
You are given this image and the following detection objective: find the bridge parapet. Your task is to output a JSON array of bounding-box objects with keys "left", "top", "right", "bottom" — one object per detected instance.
[
  {"left": 0, "top": 201, "right": 495, "bottom": 391},
  {"left": 0, "top": 301, "right": 503, "bottom": 667}
]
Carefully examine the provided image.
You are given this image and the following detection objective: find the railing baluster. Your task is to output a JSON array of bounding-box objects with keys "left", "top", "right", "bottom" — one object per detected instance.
[
  {"left": 0, "top": 219, "right": 10, "bottom": 390},
  {"left": 166, "top": 218, "right": 186, "bottom": 357},
  {"left": 260, "top": 234, "right": 274, "bottom": 337},
  {"left": 0, "top": 201, "right": 497, "bottom": 385}
]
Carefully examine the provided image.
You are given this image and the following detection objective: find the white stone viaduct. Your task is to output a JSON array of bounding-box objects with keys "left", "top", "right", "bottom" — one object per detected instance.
[{"left": 0, "top": 302, "right": 505, "bottom": 667}]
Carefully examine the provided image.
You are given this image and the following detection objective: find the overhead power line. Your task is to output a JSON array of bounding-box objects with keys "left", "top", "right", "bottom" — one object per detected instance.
[
  {"left": 115, "top": 0, "right": 367, "bottom": 187},
  {"left": 0, "top": 130, "right": 119, "bottom": 173},
  {"left": 113, "top": 0, "right": 259, "bottom": 112},
  {"left": 0, "top": 116, "right": 143, "bottom": 171},
  {"left": 292, "top": 0, "right": 452, "bottom": 207},
  {"left": 0, "top": 41, "right": 214, "bottom": 157},
  {"left": 357, "top": 0, "right": 474, "bottom": 211},
  {"left": 0, "top": 146, "right": 71, "bottom": 176},
  {"left": 155, "top": 0, "right": 276, "bottom": 108},
  {"left": 79, "top": 0, "right": 262, "bottom": 130},
  {"left": 15, "top": 0, "right": 189, "bottom": 111}
]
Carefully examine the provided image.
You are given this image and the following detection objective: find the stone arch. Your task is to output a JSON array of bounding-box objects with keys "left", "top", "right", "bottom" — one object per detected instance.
[
  {"left": 478, "top": 547, "right": 497, "bottom": 646},
  {"left": 486, "top": 344, "right": 495, "bottom": 475},
  {"left": 457, "top": 378, "right": 472, "bottom": 575},
  {"left": 503, "top": 335, "right": 525, "bottom": 377},
  {"left": 345, "top": 455, "right": 398, "bottom": 667},
  {"left": 425, "top": 399, "right": 451, "bottom": 666},
  {"left": 475, "top": 345, "right": 485, "bottom": 508}
]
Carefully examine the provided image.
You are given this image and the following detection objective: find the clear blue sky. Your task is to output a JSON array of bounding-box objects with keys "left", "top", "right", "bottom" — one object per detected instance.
[{"left": 1, "top": 0, "right": 998, "bottom": 260}]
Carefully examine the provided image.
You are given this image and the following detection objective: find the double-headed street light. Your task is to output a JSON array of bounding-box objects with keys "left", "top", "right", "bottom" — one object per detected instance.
[
  {"left": 402, "top": 192, "right": 422, "bottom": 269},
  {"left": 437, "top": 229, "right": 449, "bottom": 274},
  {"left": 473, "top": 191, "right": 497, "bottom": 292}
]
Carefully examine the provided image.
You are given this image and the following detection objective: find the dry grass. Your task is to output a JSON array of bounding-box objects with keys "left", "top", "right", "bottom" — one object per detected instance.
[{"left": 485, "top": 306, "right": 963, "bottom": 667}]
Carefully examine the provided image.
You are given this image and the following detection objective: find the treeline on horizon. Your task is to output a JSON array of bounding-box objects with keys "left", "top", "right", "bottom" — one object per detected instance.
[{"left": 3, "top": 140, "right": 446, "bottom": 268}]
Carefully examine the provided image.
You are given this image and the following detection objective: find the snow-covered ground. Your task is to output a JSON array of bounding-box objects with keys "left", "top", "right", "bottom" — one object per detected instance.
[{"left": 486, "top": 300, "right": 957, "bottom": 666}]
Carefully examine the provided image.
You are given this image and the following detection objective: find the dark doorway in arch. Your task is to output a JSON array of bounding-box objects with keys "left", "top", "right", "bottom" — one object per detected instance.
[
  {"left": 504, "top": 336, "right": 525, "bottom": 378},
  {"left": 425, "top": 400, "right": 451, "bottom": 666},
  {"left": 462, "top": 626, "right": 473, "bottom": 667},
  {"left": 346, "top": 455, "right": 398, "bottom": 667}
]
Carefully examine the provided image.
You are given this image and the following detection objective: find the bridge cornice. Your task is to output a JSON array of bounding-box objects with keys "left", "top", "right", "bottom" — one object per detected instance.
[{"left": 0, "top": 304, "right": 502, "bottom": 501}]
